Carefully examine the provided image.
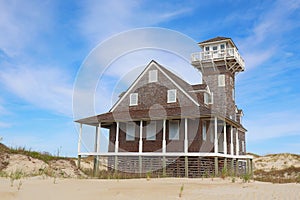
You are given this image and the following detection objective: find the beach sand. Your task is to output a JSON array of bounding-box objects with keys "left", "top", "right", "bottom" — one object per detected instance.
[{"left": 0, "top": 177, "right": 299, "bottom": 200}]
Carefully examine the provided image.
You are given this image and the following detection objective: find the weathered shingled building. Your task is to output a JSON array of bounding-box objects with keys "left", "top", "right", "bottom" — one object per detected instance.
[{"left": 76, "top": 37, "right": 253, "bottom": 177}]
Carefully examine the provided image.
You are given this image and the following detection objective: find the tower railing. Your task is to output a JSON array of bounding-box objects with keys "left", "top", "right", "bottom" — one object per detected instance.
[{"left": 191, "top": 48, "right": 245, "bottom": 69}]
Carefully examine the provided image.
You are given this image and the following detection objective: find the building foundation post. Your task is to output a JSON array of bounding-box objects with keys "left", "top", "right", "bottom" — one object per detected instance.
[
  {"left": 247, "top": 159, "right": 250, "bottom": 174},
  {"left": 214, "top": 157, "right": 218, "bottom": 176},
  {"left": 162, "top": 156, "right": 166, "bottom": 177},
  {"left": 231, "top": 158, "right": 235, "bottom": 176},
  {"left": 185, "top": 156, "right": 189, "bottom": 178},
  {"left": 139, "top": 156, "right": 143, "bottom": 177},
  {"left": 235, "top": 159, "right": 239, "bottom": 176},
  {"left": 250, "top": 159, "right": 253, "bottom": 177},
  {"left": 114, "top": 155, "right": 118, "bottom": 172}
]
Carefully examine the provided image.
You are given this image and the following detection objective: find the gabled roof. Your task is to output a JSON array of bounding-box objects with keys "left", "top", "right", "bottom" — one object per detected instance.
[
  {"left": 199, "top": 36, "right": 231, "bottom": 44},
  {"left": 109, "top": 60, "right": 200, "bottom": 112},
  {"left": 198, "top": 36, "right": 238, "bottom": 49}
]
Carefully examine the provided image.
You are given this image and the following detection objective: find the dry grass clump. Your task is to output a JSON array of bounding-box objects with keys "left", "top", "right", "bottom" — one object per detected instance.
[{"left": 254, "top": 165, "right": 300, "bottom": 183}]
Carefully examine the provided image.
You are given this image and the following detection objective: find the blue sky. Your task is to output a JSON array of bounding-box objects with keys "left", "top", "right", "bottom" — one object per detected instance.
[{"left": 0, "top": 0, "right": 299, "bottom": 156}]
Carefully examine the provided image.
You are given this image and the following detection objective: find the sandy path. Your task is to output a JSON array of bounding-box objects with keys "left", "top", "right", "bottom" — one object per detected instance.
[{"left": 0, "top": 177, "right": 299, "bottom": 200}]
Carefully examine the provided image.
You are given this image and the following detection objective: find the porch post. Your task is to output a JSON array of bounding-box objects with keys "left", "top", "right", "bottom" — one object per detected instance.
[
  {"left": 223, "top": 121, "right": 227, "bottom": 155},
  {"left": 139, "top": 120, "right": 143, "bottom": 153},
  {"left": 236, "top": 129, "right": 239, "bottom": 156},
  {"left": 77, "top": 123, "right": 82, "bottom": 168},
  {"left": 162, "top": 119, "right": 166, "bottom": 153},
  {"left": 230, "top": 126, "right": 234, "bottom": 156},
  {"left": 214, "top": 117, "right": 218, "bottom": 175},
  {"left": 115, "top": 122, "right": 119, "bottom": 153},
  {"left": 184, "top": 118, "right": 188, "bottom": 177},
  {"left": 97, "top": 122, "right": 101, "bottom": 153},
  {"left": 114, "top": 122, "right": 119, "bottom": 172},
  {"left": 184, "top": 118, "right": 188, "bottom": 154},
  {"left": 214, "top": 117, "right": 218, "bottom": 153},
  {"left": 139, "top": 120, "right": 143, "bottom": 176},
  {"left": 93, "top": 123, "right": 101, "bottom": 177},
  {"left": 162, "top": 119, "right": 166, "bottom": 177}
]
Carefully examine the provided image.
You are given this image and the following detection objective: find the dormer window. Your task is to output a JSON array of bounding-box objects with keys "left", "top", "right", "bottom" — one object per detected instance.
[
  {"left": 130, "top": 93, "right": 138, "bottom": 106},
  {"left": 149, "top": 70, "right": 158, "bottom": 83},
  {"left": 167, "top": 89, "right": 177, "bottom": 103}
]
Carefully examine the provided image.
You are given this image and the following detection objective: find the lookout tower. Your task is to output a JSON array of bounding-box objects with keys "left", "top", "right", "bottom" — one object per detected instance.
[{"left": 191, "top": 37, "right": 245, "bottom": 119}]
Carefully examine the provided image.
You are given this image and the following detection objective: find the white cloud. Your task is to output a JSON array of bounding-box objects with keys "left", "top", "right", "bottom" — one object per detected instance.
[
  {"left": 0, "top": 1, "right": 54, "bottom": 57},
  {"left": 238, "top": 0, "right": 300, "bottom": 69},
  {"left": 245, "top": 111, "right": 300, "bottom": 141},
  {"left": 78, "top": 0, "right": 194, "bottom": 45},
  {"left": 0, "top": 122, "right": 12, "bottom": 128},
  {"left": 0, "top": 64, "right": 73, "bottom": 116}
]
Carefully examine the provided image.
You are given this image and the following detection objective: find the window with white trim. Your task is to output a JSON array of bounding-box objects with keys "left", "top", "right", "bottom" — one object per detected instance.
[
  {"left": 205, "top": 46, "right": 209, "bottom": 51},
  {"left": 220, "top": 44, "right": 225, "bottom": 50},
  {"left": 126, "top": 122, "right": 135, "bottom": 141},
  {"left": 149, "top": 70, "right": 158, "bottom": 83},
  {"left": 218, "top": 75, "right": 225, "bottom": 87},
  {"left": 169, "top": 120, "right": 179, "bottom": 140},
  {"left": 202, "top": 121, "right": 207, "bottom": 141},
  {"left": 242, "top": 141, "right": 245, "bottom": 152},
  {"left": 167, "top": 89, "right": 177, "bottom": 103},
  {"left": 130, "top": 93, "right": 138, "bottom": 106},
  {"left": 209, "top": 127, "right": 214, "bottom": 143},
  {"left": 204, "top": 92, "right": 213, "bottom": 105},
  {"left": 146, "top": 121, "right": 156, "bottom": 140}
]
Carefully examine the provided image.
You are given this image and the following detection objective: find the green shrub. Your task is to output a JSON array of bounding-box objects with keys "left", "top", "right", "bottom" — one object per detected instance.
[{"left": 242, "top": 173, "right": 251, "bottom": 183}]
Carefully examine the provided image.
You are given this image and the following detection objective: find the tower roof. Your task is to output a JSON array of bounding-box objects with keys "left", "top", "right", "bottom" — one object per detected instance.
[{"left": 198, "top": 36, "right": 238, "bottom": 49}]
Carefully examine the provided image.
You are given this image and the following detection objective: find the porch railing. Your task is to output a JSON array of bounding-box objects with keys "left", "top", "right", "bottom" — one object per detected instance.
[{"left": 191, "top": 48, "right": 245, "bottom": 69}]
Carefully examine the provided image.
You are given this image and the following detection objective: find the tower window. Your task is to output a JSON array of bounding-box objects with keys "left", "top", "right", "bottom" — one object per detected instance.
[
  {"left": 167, "top": 89, "right": 177, "bottom": 103},
  {"left": 232, "top": 88, "right": 235, "bottom": 100},
  {"left": 220, "top": 44, "right": 225, "bottom": 50},
  {"left": 149, "top": 70, "right": 158, "bottom": 83},
  {"left": 218, "top": 75, "right": 225, "bottom": 87},
  {"left": 202, "top": 121, "right": 207, "bottom": 141},
  {"left": 130, "top": 93, "right": 138, "bottom": 106}
]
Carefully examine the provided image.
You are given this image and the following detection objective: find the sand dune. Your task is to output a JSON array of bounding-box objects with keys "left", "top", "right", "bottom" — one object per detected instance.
[{"left": 1, "top": 177, "right": 299, "bottom": 200}]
